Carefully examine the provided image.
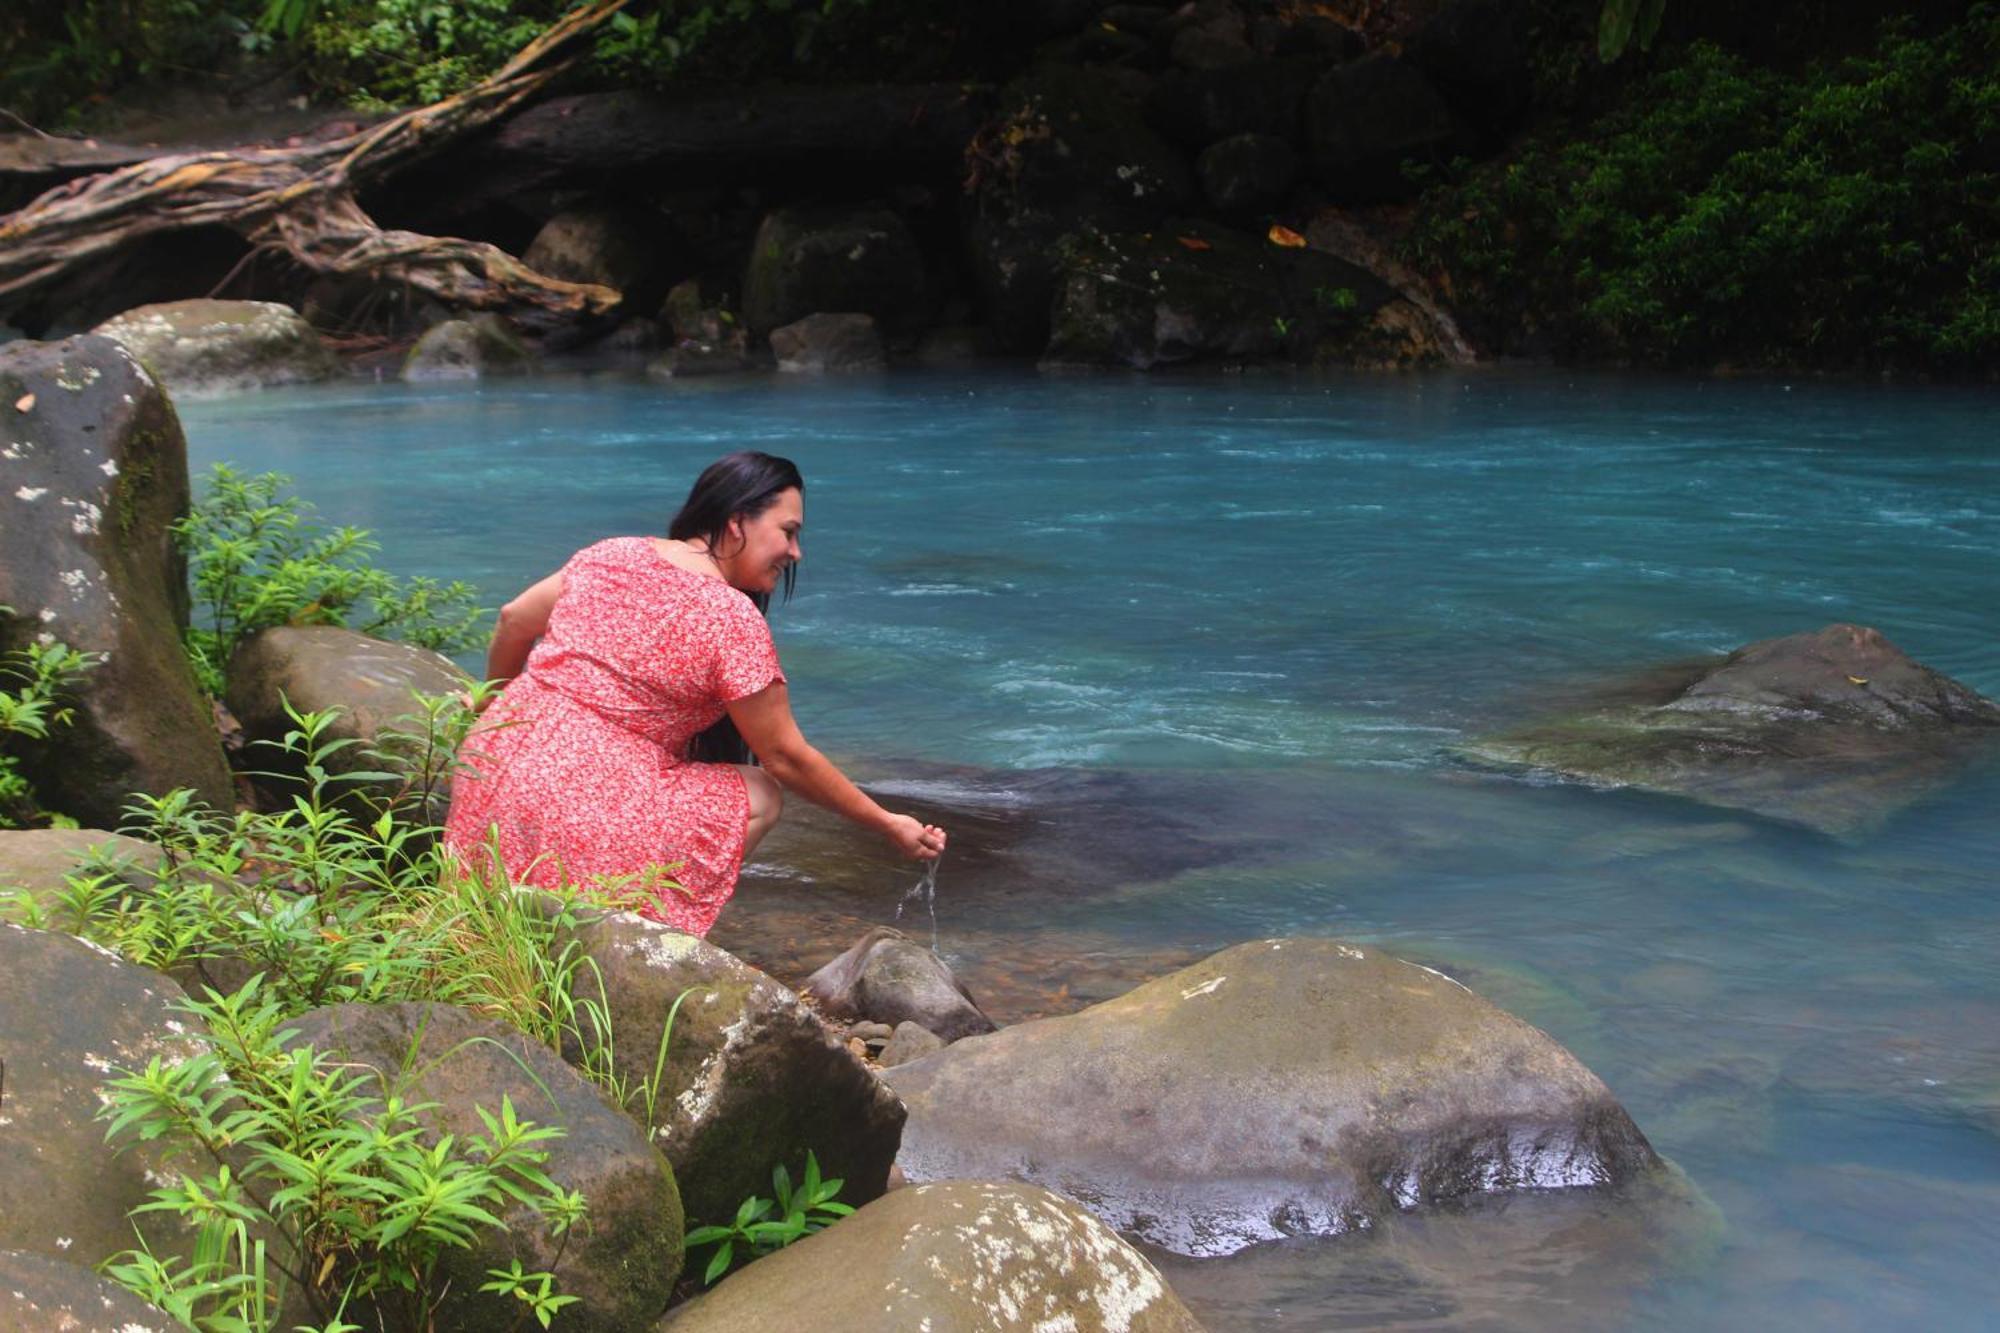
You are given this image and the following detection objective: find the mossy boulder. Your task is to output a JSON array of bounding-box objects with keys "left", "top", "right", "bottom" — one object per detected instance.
[
  {"left": 742, "top": 207, "right": 928, "bottom": 339},
  {"left": 768, "top": 312, "right": 885, "bottom": 373},
  {"left": 402, "top": 315, "right": 532, "bottom": 381},
  {"left": 1459, "top": 624, "right": 2000, "bottom": 837},
  {"left": 885, "top": 938, "right": 1660, "bottom": 1257},
  {"left": 661, "top": 1181, "right": 1206, "bottom": 1332},
  {"left": 94, "top": 299, "right": 337, "bottom": 398},
  {"left": 522, "top": 205, "right": 674, "bottom": 315}
]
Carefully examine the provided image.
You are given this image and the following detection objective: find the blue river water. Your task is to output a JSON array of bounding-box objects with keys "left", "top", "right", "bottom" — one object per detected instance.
[{"left": 179, "top": 369, "right": 2000, "bottom": 1331}]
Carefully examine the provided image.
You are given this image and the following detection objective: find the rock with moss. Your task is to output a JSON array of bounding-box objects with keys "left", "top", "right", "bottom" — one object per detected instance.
[
  {"left": 0, "top": 335, "right": 233, "bottom": 825},
  {"left": 523, "top": 205, "right": 673, "bottom": 315},
  {"left": 769, "top": 313, "right": 885, "bottom": 374},
  {"left": 93, "top": 299, "right": 338, "bottom": 398},
  {"left": 0, "top": 827, "right": 163, "bottom": 922},
  {"left": 802, "top": 925, "right": 997, "bottom": 1043},
  {"left": 402, "top": 316, "right": 533, "bottom": 381},
  {"left": 283, "top": 1001, "right": 683, "bottom": 1333},
  {"left": 0, "top": 924, "right": 209, "bottom": 1268},
  {"left": 661, "top": 1180, "right": 1206, "bottom": 1332},
  {"left": 742, "top": 207, "right": 928, "bottom": 341},
  {"left": 554, "top": 908, "right": 905, "bottom": 1231},
  {"left": 1195, "top": 132, "right": 1301, "bottom": 218},
  {"left": 1459, "top": 623, "right": 2000, "bottom": 837},
  {"left": 885, "top": 938, "right": 1661, "bottom": 1257},
  {"left": 0, "top": 1249, "right": 175, "bottom": 1332}
]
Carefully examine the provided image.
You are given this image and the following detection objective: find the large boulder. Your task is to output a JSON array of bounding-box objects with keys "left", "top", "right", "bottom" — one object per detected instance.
[
  {"left": 885, "top": 938, "right": 1660, "bottom": 1256},
  {"left": 742, "top": 207, "right": 927, "bottom": 340},
  {"left": 801, "top": 926, "right": 997, "bottom": 1042},
  {"left": 93, "top": 299, "right": 337, "bottom": 397},
  {"left": 0, "top": 335, "right": 233, "bottom": 825},
  {"left": 1303, "top": 54, "right": 1462, "bottom": 202},
  {"left": 522, "top": 205, "right": 673, "bottom": 315},
  {"left": 1403, "top": 0, "right": 1533, "bottom": 132},
  {"left": 0, "top": 1249, "right": 174, "bottom": 1332},
  {"left": 662, "top": 1180, "right": 1206, "bottom": 1332},
  {"left": 0, "top": 924, "right": 208, "bottom": 1268},
  {"left": 1043, "top": 223, "right": 1395, "bottom": 369},
  {"left": 0, "top": 827, "right": 162, "bottom": 923},
  {"left": 769, "top": 313, "right": 885, "bottom": 374},
  {"left": 225, "top": 625, "right": 469, "bottom": 817},
  {"left": 1195, "top": 133, "right": 1301, "bottom": 219},
  {"left": 1459, "top": 623, "right": 2000, "bottom": 837},
  {"left": 401, "top": 315, "right": 533, "bottom": 381},
  {"left": 554, "top": 908, "right": 905, "bottom": 1230},
  {"left": 1144, "top": 58, "right": 1320, "bottom": 153},
  {"left": 283, "top": 1001, "right": 683, "bottom": 1333}
]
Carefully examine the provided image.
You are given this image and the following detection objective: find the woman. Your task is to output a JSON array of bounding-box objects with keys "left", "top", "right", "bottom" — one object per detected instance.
[{"left": 444, "top": 451, "right": 945, "bottom": 935}]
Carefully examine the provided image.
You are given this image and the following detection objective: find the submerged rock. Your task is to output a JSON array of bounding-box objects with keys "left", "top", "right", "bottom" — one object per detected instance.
[
  {"left": 1460, "top": 624, "right": 2000, "bottom": 837},
  {"left": 662, "top": 1180, "right": 1206, "bottom": 1332},
  {"left": 94, "top": 299, "right": 337, "bottom": 397},
  {"left": 885, "top": 937, "right": 1659, "bottom": 1257},
  {"left": 802, "top": 925, "right": 997, "bottom": 1042}
]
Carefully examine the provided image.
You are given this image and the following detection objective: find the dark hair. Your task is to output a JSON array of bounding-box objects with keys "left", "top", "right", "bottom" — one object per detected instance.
[{"left": 671, "top": 451, "right": 803, "bottom": 765}]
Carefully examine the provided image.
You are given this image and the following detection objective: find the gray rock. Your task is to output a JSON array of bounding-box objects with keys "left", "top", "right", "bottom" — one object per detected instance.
[
  {"left": 915, "top": 324, "right": 994, "bottom": 365},
  {"left": 225, "top": 625, "right": 469, "bottom": 818},
  {"left": 402, "top": 315, "right": 532, "bottom": 381},
  {"left": 93, "top": 299, "right": 337, "bottom": 398},
  {"left": 0, "top": 924, "right": 207, "bottom": 1268},
  {"left": 885, "top": 938, "right": 1660, "bottom": 1256},
  {"left": 661, "top": 1180, "right": 1206, "bottom": 1332},
  {"left": 0, "top": 335, "right": 233, "bottom": 825},
  {"left": 0, "top": 827, "right": 162, "bottom": 923},
  {"left": 0, "top": 1248, "right": 174, "bottom": 1331},
  {"left": 769, "top": 313, "right": 885, "bottom": 374},
  {"left": 284, "top": 1001, "right": 682, "bottom": 1333},
  {"left": 845, "top": 1020, "right": 895, "bottom": 1043},
  {"left": 802, "top": 926, "right": 998, "bottom": 1042},
  {"left": 878, "top": 1020, "right": 946, "bottom": 1068},
  {"left": 556, "top": 908, "right": 905, "bottom": 1230},
  {"left": 1303, "top": 54, "right": 1462, "bottom": 202},
  {"left": 522, "top": 206, "right": 671, "bottom": 313},
  {"left": 647, "top": 342, "right": 758, "bottom": 379},
  {"left": 1196, "top": 132, "right": 1301, "bottom": 218},
  {"left": 742, "top": 207, "right": 927, "bottom": 339},
  {"left": 1460, "top": 623, "right": 2000, "bottom": 837}
]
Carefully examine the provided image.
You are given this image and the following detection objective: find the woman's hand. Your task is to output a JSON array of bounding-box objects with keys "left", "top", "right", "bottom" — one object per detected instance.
[{"left": 884, "top": 814, "right": 947, "bottom": 860}]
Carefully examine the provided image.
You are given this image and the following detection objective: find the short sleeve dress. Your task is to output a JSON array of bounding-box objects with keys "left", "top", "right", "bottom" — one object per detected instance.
[{"left": 443, "top": 536, "right": 785, "bottom": 935}]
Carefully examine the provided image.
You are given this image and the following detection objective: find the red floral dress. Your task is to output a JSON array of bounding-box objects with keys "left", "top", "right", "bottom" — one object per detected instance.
[{"left": 444, "top": 537, "right": 785, "bottom": 935}]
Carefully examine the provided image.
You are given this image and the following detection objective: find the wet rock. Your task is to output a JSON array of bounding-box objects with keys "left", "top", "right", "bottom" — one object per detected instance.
[
  {"left": 0, "top": 1249, "right": 174, "bottom": 1331},
  {"left": 555, "top": 907, "right": 905, "bottom": 1230},
  {"left": 93, "top": 299, "right": 338, "bottom": 398},
  {"left": 769, "top": 313, "right": 885, "bottom": 374},
  {"left": 0, "top": 924, "right": 208, "bottom": 1268},
  {"left": 648, "top": 342, "right": 759, "bottom": 378},
  {"left": 1303, "top": 54, "right": 1461, "bottom": 202},
  {"left": 0, "top": 335, "right": 233, "bottom": 825},
  {"left": 402, "top": 314, "right": 532, "bottom": 381},
  {"left": 225, "top": 626, "right": 468, "bottom": 817},
  {"left": 522, "top": 205, "right": 673, "bottom": 315},
  {"left": 879, "top": 1020, "right": 947, "bottom": 1068},
  {"left": 974, "top": 67, "right": 1193, "bottom": 225},
  {"left": 0, "top": 827, "right": 162, "bottom": 922},
  {"left": 742, "top": 207, "right": 927, "bottom": 340},
  {"left": 802, "top": 925, "right": 998, "bottom": 1043},
  {"left": 1196, "top": 133, "right": 1301, "bottom": 218},
  {"left": 1459, "top": 624, "right": 2000, "bottom": 837},
  {"left": 661, "top": 1180, "right": 1206, "bottom": 1332},
  {"left": 284, "top": 1001, "right": 682, "bottom": 1333},
  {"left": 885, "top": 938, "right": 1660, "bottom": 1256}
]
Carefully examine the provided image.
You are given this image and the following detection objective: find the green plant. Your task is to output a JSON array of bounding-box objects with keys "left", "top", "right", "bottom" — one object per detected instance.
[
  {"left": 98, "top": 978, "right": 584, "bottom": 1331},
  {"left": 175, "top": 465, "right": 483, "bottom": 697},
  {"left": 0, "top": 613, "right": 96, "bottom": 827},
  {"left": 683, "top": 1150, "right": 854, "bottom": 1285}
]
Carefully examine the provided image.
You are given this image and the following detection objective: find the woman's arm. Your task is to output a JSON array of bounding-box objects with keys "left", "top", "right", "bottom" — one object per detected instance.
[
  {"left": 485, "top": 570, "right": 564, "bottom": 687},
  {"left": 727, "top": 681, "right": 945, "bottom": 859}
]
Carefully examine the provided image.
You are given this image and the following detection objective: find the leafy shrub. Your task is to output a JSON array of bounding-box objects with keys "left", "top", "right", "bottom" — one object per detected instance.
[
  {"left": 1403, "top": 7, "right": 2000, "bottom": 372},
  {"left": 176, "top": 464, "right": 483, "bottom": 698},
  {"left": 0, "top": 614, "right": 96, "bottom": 828},
  {"left": 0, "top": 1, "right": 264, "bottom": 127},
  {"left": 684, "top": 1150, "right": 853, "bottom": 1284}
]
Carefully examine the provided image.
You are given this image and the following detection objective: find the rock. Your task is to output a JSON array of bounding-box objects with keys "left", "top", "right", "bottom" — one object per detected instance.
[
  {"left": 742, "top": 207, "right": 928, "bottom": 339},
  {"left": 1303, "top": 54, "right": 1462, "bottom": 202},
  {"left": 1144, "top": 59, "right": 1319, "bottom": 152},
  {"left": 522, "top": 206, "right": 672, "bottom": 314},
  {"left": 0, "top": 924, "right": 208, "bottom": 1267},
  {"left": 846, "top": 1020, "right": 895, "bottom": 1043},
  {"left": 648, "top": 342, "right": 760, "bottom": 378},
  {"left": 1043, "top": 223, "right": 1394, "bottom": 369},
  {"left": 1165, "top": 2, "right": 1253, "bottom": 69},
  {"left": 915, "top": 324, "right": 994, "bottom": 365},
  {"left": 1459, "top": 624, "right": 2000, "bottom": 837},
  {"left": 1195, "top": 133, "right": 1301, "bottom": 218},
  {"left": 555, "top": 908, "right": 905, "bottom": 1229},
  {"left": 973, "top": 67, "right": 1194, "bottom": 225},
  {"left": 965, "top": 212, "right": 1071, "bottom": 356},
  {"left": 224, "top": 626, "right": 469, "bottom": 817},
  {"left": 401, "top": 315, "right": 533, "bottom": 381},
  {"left": 282, "top": 1001, "right": 682, "bottom": 1333},
  {"left": 1404, "top": 0, "right": 1533, "bottom": 131},
  {"left": 0, "top": 1249, "right": 174, "bottom": 1332},
  {"left": 879, "top": 1020, "right": 946, "bottom": 1068},
  {"left": 93, "top": 299, "right": 337, "bottom": 398},
  {"left": 0, "top": 335, "right": 234, "bottom": 825},
  {"left": 0, "top": 827, "right": 162, "bottom": 923},
  {"left": 885, "top": 938, "right": 1661, "bottom": 1256},
  {"left": 769, "top": 313, "right": 886, "bottom": 374},
  {"left": 661, "top": 1180, "right": 1206, "bottom": 1332},
  {"left": 802, "top": 926, "right": 998, "bottom": 1042}
]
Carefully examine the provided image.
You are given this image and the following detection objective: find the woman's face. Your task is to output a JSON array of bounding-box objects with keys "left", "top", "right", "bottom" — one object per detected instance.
[{"left": 723, "top": 487, "right": 803, "bottom": 595}]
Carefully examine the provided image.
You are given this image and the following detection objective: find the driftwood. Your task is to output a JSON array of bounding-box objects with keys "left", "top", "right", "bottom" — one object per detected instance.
[{"left": 0, "top": 0, "right": 631, "bottom": 327}]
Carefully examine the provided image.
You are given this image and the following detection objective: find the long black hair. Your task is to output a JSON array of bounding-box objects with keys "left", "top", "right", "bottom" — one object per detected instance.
[{"left": 672, "top": 451, "right": 803, "bottom": 764}]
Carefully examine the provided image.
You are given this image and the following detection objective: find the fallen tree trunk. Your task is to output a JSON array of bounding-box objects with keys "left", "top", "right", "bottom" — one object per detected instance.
[{"left": 0, "top": 0, "right": 631, "bottom": 328}]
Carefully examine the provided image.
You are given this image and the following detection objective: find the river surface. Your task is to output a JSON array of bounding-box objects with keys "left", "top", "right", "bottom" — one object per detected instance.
[{"left": 180, "top": 369, "right": 2000, "bottom": 1331}]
